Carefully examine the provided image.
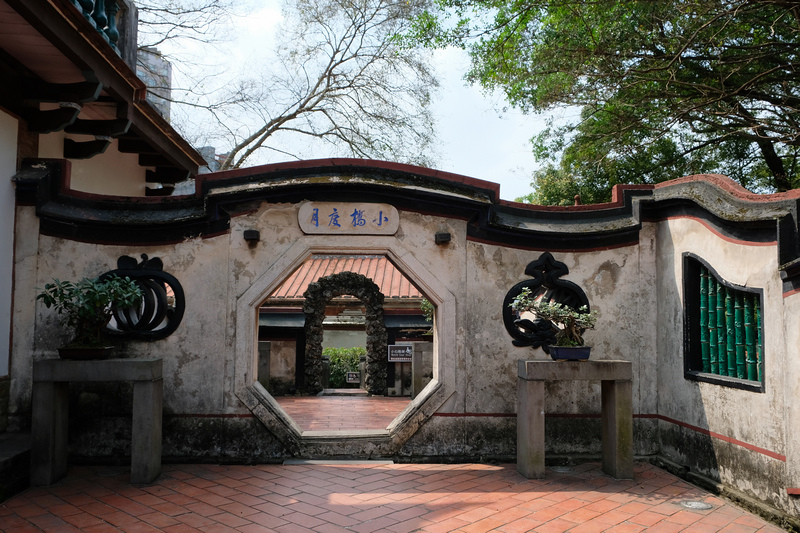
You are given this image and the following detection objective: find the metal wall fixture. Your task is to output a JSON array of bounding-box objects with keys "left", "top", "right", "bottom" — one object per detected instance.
[{"left": 243, "top": 229, "right": 261, "bottom": 246}]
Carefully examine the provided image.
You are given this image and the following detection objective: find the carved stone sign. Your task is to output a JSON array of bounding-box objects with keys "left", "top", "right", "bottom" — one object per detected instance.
[{"left": 299, "top": 202, "right": 399, "bottom": 235}]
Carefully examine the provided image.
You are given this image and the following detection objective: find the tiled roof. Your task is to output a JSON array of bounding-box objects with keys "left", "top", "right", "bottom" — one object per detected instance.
[{"left": 269, "top": 255, "right": 423, "bottom": 299}]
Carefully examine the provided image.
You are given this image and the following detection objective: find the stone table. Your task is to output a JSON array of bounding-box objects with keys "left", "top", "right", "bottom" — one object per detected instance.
[
  {"left": 31, "top": 358, "right": 163, "bottom": 485},
  {"left": 517, "top": 359, "right": 633, "bottom": 479}
]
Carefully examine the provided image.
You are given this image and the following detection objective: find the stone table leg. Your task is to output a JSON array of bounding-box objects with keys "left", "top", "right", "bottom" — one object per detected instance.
[
  {"left": 31, "top": 380, "right": 69, "bottom": 485},
  {"left": 131, "top": 378, "right": 163, "bottom": 484},
  {"left": 601, "top": 379, "right": 633, "bottom": 479},
  {"left": 517, "top": 377, "right": 545, "bottom": 478}
]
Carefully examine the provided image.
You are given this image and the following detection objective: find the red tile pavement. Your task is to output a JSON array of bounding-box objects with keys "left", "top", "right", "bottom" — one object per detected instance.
[
  {"left": 0, "top": 462, "right": 785, "bottom": 532},
  {"left": 275, "top": 396, "right": 410, "bottom": 431}
]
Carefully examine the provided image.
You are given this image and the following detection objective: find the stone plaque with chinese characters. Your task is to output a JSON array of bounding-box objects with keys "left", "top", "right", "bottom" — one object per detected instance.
[{"left": 298, "top": 202, "right": 399, "bottom": 235}]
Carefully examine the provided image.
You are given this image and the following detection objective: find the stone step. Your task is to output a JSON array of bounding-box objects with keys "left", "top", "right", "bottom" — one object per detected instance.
[
  {"left": 0, "top": 433, "right": 30, "bottom": 502},
  {"left": 318, "top": 388, "right": 368, "bottom": 396}
]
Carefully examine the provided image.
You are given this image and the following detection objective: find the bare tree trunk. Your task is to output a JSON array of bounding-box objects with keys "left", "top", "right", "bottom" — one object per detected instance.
[{"left": 755, "top": 137, "right": 792, "bottom": 192}]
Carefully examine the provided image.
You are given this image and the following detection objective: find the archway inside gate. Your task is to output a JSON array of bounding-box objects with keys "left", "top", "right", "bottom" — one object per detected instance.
[
  {"left": 303, "top": 271, "right": 388, "bottom": 395},
  {"left": 257, "top": 254, "right": 433, "bottom": 432}
]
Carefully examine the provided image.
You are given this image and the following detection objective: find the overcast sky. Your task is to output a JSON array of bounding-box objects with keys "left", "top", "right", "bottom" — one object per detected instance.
[{"left": 162, "top": 1, "right": 562, "bottom": 201}]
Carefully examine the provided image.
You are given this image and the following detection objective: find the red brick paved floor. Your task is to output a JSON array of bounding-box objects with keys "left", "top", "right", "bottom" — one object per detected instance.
[
  {"left": 0, "top": 461, "right": 785, "bottom": 532},
  {"left": 275, "top": 396, "right": 410, "bottom": 431}
]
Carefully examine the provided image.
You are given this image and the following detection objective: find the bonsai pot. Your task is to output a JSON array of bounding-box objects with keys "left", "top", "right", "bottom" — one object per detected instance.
[
  {"left": 57, "top": 346, "right": 114, "bottom": 360},
  {"left": 548, "top": 345, "right": 591, "bottom": 361}
]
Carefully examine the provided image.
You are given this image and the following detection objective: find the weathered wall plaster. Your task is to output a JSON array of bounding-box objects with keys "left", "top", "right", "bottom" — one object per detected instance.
[
  {"left": 656, "top": 217, "right": 791, "bottom": 513},
  {"left": 0, "top": 110, "right": 16, "bottom": 380},
  {"left": 10, "top": 164, "right": 800, "bottom": 519}
]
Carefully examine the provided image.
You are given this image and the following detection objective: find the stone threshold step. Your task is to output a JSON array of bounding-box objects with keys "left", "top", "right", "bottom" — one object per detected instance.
[
  {"left": 284, "top": 459, "right": 394, "bottom": 465},
  {"left": 318, "top": 389, "right": 368, "bottom": 396}
]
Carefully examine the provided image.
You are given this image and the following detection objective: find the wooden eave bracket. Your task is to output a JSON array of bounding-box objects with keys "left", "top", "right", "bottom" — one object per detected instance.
[
  {"left": 7, "top": 0, "right": 202, "bottom": 176},
  {"left": 65, "top": 118, "right": 131, "bottom": 137},
  {"left": 146, "top": 168, "right": 191, "bottom": 185},
  {"left": 26, "top": 105, "right": 81, "bottom": 134},
  {"left": 22, "top": 77, "right": 102, "bottom": 104},
  {"left": 117, "top": 138, "right": 158, "bottom": 154},
  {"left": 12, "top": 75, "right": 103, "bottom": 133},
  {"left": 64, "top": 137, "right": 112, "bottom": 159}
]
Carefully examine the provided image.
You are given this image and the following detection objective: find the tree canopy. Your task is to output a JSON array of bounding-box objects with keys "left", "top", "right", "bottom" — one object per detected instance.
[
  {"left": 407, "top": 0, "right": 800, "bottom": 204},
  {"left": 140, "top": 0, "right": 438, "bottom": 171}
]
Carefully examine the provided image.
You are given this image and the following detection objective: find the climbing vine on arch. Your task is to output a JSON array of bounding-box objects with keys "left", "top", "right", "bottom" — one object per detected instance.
[{"left": 302, "top": 271, "right": 388, "bottom": 395}]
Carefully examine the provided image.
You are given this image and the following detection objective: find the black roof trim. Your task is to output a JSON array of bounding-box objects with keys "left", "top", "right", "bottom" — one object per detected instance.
[{"left": 19, "top": 160, "right": 800, "bottom": 282}]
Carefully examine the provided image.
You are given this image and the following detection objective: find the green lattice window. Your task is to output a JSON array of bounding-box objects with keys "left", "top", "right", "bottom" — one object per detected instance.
[{"left": 683, "top": 254, "right": 764, "bottom": 392}]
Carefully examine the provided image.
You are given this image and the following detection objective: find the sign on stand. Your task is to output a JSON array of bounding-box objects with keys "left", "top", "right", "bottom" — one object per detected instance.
[
  {"left": 388, "top": 344, "right": 413, "bottom": 363},
  {"left": 346, "top": 372, "right": 360, "bottom": 384}
]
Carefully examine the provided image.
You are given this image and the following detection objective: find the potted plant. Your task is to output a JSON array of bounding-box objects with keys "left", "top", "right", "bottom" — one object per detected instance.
[
  {"left": 510, "top": 288, "right": 598, "bottom": 360},
  {"left": 37, "top": 275, "right": 142, "bottom": 359}
]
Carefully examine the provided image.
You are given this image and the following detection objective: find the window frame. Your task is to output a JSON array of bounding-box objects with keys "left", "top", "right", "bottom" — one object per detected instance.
[{"left": 683, "top": 253, "right": 765, "bottom": 393}]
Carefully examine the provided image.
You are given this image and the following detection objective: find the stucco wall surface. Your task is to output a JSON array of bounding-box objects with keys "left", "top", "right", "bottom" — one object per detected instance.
[
  {"left": 10, "top": 172, "right": 800, "bottom": 520},
  {"left": 655, "top": 217, "right": 789, "bottom": 511},
  {"left": 782, "top": 290, "right": 800, "bottom": 517},
  {"left": 462, "top": 223, "right": 659, "bottom": 455},
  {"left": 13, "top": 233, "right": 235, "bottom": 419},
  {"left": 0, "top": 110, "right": 17, "bottom": 379}
]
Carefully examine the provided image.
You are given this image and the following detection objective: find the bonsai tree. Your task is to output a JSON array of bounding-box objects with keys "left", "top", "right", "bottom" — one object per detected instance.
[
  {"left": 37, "top": 275, "right": 142, "bottom": 348},
  {"left": 511, "top": 288, "right": 598, "bottom": 346}
]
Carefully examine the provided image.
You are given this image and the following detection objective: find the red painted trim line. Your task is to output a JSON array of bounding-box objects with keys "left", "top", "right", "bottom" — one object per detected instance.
[
  {"left": 783, "top": 286, "right": 800, "bottom": 298},
  {"left": 465, "top": 235, "right": 638, "bottom": 253},
  {"left": 198, "top": 158, "right": 502, "bottom": 198},
  {"left": 655, "top": 174, "right": 800, "bottom": 203},
  {"left": 654, "top": 216, "right": 776, "bottom": 247},
  {"left": 787, "top": 488, "right": 800, "bottom": 496},
  {"left": 168, "top": 413, "right": 255, "bottom": 419},
  {"left": 432, "top": 411, "right": 785, "bottom": 462},
  {"left": 498, "top": 184, "right": 654, "bottom": 212},
  {"left": 433, "top": 412, "right": 516, "bottom": 418},
  {"left": 38, "top": 227, "right": 207, "bottom": 247},
  {"left": 201, "top": 229, "right": 231, "bottom": 240},
  {"left": 656, "top": 414, "right": 786, "bottom": 462}
]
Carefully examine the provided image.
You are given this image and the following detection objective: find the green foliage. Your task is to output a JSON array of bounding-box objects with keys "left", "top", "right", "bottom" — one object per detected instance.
[
  {"left": 37, "top": 276, "right": 143, "bottom": 348},
  {"left": 409, "top": 0, "right": 800, "bottom": 203},
  {"left": 324, "top": 347, "right": 365, "bottom": 388},
  {"left": 419, "top": 298, "right": 434, "bottom": 334},
  {"left": 420, "top": 298, "right": 434, "bottom": 322},
  {"left": 510, "top": 288, "right": 597, "bottom": 346}
]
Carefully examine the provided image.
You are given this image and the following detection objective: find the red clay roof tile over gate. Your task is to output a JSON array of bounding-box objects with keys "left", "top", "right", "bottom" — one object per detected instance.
[{"left": 269, "top": 255, "right": 423, "bottom": 299}]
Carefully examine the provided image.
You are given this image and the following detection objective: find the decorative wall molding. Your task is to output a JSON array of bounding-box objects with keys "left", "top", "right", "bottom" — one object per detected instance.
[{"left": 17, "top": 158, "right": 800, "bottom": 288}]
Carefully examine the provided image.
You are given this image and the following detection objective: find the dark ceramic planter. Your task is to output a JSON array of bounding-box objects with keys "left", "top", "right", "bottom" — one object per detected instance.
[
  {"left": 548, "top": 345, "right": 591, "bottom": 361},
  {"left": 57, "top": 346, "right": 114, "bottom": 360}
]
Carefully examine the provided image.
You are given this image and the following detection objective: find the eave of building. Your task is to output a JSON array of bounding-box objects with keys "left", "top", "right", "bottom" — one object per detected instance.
[{"left": 0, "top": 0, "right": 204, "bottom": 178}]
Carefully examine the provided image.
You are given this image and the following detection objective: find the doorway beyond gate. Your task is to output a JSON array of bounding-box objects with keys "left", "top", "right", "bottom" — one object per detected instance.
[
  {"left": 256, "top": 254, "right": 433, "bottom": 432},
  {"left": 233, "top": 239, "right": 458, "bottom": 453},
  {"left": 275, "top": 394, "right": 409, "bottom": 431}
]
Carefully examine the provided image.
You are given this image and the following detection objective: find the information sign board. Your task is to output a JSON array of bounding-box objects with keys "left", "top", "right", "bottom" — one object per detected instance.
[{"left": 388, "top": 344, "right": 413, "bottom": 363}]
